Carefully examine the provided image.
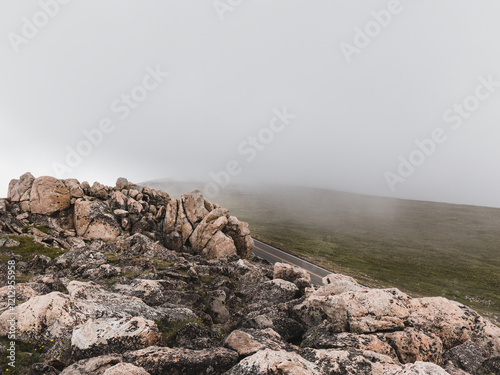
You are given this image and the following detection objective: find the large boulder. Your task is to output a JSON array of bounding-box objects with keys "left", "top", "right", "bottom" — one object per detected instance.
[
  {"left": 274, "top": 262, "right": 311, "bottom": 284},
  {"left": 384, "top": 328, "right": 444, "bottom": 364},
  {"left": 442, "top": 339, "right": 488, "bottom": 374},
  {"left": 203, "top": 230, "right": 237, "bottom": 259},
  {"left": 301, "top": 323, "right": 397, "bottom": 360},
  {"left": 71, "top": 316, "right": 162, "bottom": 358},
  {"left": 103, "top": 363, "right": 150, "bottom": 375},
  {"left": 123, "top": 346, "right": 239, "bottom": 375},
  {"left": 181, "top": 190, "right": 209, "bottom": 225},
  {"left": 224, "top": 215, "right": 254, "bottom": 259},
  {"left": 389, "top": 361, "right": 450, "bottom": 374},
  {"left": 407, "top": 297, "right": 480, "bottom": 350},
  {"left": 301, "top": 348, "right": 403, "bottom": 375},
  {"left": 189, "top": 208, "right": 229, "bottom": 252},
  {"left": 0, "top": 292, "right": 87, "bottom": 343},
  {"left": 225, "top": 349, "right": 320, "bottom": 375},
  {"left": 224, "top": 329, "right": 287, "bottom": 357},
  {"left": 74, "top": 199, "right": 121, "bottom": 241},
  {"left": 7, "top": 172, "right": 35, "bottom": 202},
  {"left": 30, "top": 176, "right": 71, "bottom": 214},
  {"left": 67, "top": 281, "right": 163, "bottom": 321},
  {"left": 297, "top": 287, "right": 410, "bottom": 333},
  {"left": 64, "top": 179, "right": 84, "bottom": 200},
  {"left": 250, "top": 279, "right": 299, "bottom": 305},
  {"left": 59, "top": 355, "right": 122, "bottom": 375},
  {"left": 318, "top": 273, "right": 365, "bottom": 295}
]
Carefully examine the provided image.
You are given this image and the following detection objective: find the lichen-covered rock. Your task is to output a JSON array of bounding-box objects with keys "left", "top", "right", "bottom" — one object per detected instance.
[
  {"left": 203, "top": 230, "right": 237, "bottom": 259},
  {"left": 273, "top": 262, "right": 311, "bottom": 290},
  {"left": 67, "top": 281, "right": 163, "bottom": 321},
  {"left": 74, "top": 199, "right": 121, "bottom": 241},
  {"left": 389, "top": 361, "right": 450, "bottom": 374},
  {"left": 224, "top": 329, "right": 286, "bottom": 357},
  {"left": 301, "top": 348, "right": 403, "bottom": 375},
  {"left": 103, "top": 362, "right": 150, "bottom": 375},
  {"left": 64, "top": 178, "right": 84, "bottom": 199},
  {"left": 298, "top": 287, "right": 410, "bottom": 334},
  {"left": 301, "top": 323, "right": 397, "bottom": 360},
  {"left": 91, "top": 182, "right": 109, "bottom": 200},
  {"left": 181, "top": 190, "right": 209, "bottom": 226},
  {"left": 251, "top": 279, "right": 299, "bottom": 305},
  {"left": 71, "top": 316, "right": 162, "bottom": 358},
  {"left": 442, "top": 340, "right": 488, "bottom": 374},
  {"left": 241, "top": 306, "right": 304, "bottom": 342},
  {"left": 207, "top": 290, "right": 230, "bottom": 324},
  {"left": 407, "top": 297, "right": 480, "bottom": 350},
  {"left": 384, "top": 328, "right": 444, "bottom": 364},
  {"left": 225, "top": 215, "right": 254, "bottom": 259},
  {"left": 190, "top": 208, "right": 229, "bottom": 252},
  {"left": 226, "top": 349, "right": 320, "bottom": 375},
  {"left": 8, "top": 172, "right": 35, "bottom": 202},
  {"left": 475, "top": 356, "right": 500, "bottom": 375},
  {"left": 123, "top": 346, "right": 239, "bottom": 375},
  {"left": 0, "top": 283, "right": 37, "bottom": 313},
  {"left": 0, "top": 292, "right": 87, "bottom": 343},
  {"left": 317, "top": 273, "right": 365, "bottom": 295},
  {"left": 30, "top": 176, "right": 71, "bottom": 214},
  {"left": 59, "top": 355, "right": 122, "bottom": 375}
]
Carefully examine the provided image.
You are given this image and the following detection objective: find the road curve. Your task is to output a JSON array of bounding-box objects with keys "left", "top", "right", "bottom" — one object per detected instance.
[{"left": 252, "top": 239, "right": 331, "bottom": 285}]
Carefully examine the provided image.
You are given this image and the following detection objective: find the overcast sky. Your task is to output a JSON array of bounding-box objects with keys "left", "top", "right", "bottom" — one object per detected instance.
[{"left": 1, "top": 0, "right": 500, "bottom": 207}]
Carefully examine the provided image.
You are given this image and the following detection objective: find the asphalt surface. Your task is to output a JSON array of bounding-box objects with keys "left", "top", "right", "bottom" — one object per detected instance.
[{"left": 252, "top": 239, "right": 331, "bottom": 285}]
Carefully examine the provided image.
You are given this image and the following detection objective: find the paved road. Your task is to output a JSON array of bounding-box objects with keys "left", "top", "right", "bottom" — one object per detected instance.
[{"left": 252, "top": 239, "right": 331, "bottom": 285}]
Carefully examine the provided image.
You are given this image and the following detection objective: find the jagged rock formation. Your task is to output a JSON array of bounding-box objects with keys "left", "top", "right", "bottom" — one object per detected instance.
[
  {"left": 0, "top": 174, "right": 499, "bottom": 374},
  {"left": 1, "top": 173, "right": 253, "bottom": 259}
]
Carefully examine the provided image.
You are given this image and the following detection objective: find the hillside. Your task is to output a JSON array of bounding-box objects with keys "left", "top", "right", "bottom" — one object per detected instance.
[
  {"left": 0, "top": 173, "right": 499, "bottom": 374},
  {"left": 146, "top": 180, "right": 500, "bottom": 324}
]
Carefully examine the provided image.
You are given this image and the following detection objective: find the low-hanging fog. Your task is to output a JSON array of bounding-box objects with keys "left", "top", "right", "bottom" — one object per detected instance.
[{"left": 1, "top": 0, "right": 500, "bottom": 207}]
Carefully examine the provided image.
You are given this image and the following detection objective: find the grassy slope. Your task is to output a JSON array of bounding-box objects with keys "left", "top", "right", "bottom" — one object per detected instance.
[{"left": 147, "top": 181, "right": 500, "bottom": 323}]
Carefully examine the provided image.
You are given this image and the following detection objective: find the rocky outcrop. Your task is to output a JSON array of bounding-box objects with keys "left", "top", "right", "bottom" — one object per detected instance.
[
  {"left": 30, "top": 176, "right": 71, "bottom": 214},
  {"left": 74, "top": 199, "right": 121, "bottom": 241},
  {"left": 59, "top": 355, "right": 122, "bottom": 375},
  {"left": 71, "top": 316, "right": 162, "bottom": 358},
  {"left": 225, "top": 349, "right": 320, "bottom": 375},
  {"left": 122, "top": 346, "right": 239, "bottom": 375},
  {"left": 2, "top": 173, "right": 253, "bottom": 258},
  {"left": 0, "top": 291, "right": 87, "bottom": 342},
  {"left": 0, "top": 173, "right": 498, "bottom": 374}
]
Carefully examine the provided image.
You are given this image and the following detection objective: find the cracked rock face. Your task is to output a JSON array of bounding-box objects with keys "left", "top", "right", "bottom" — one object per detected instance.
[
  {"left": 30, "top": 176, "right": 72, "bottom": 215},
  {"left": 71, "top": 316, "right": 162, "bottom": 359},
  {"left": 0, "top": 173, "right": 499, "bottom": 374}
]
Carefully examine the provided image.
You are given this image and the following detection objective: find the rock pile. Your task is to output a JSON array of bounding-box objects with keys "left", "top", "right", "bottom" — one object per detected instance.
[
  {"left": 0, "top": 174, "right": 498, "bottom": 374},
  {"left": 2, "top": 173, "right": 253, "bottom": 259}
]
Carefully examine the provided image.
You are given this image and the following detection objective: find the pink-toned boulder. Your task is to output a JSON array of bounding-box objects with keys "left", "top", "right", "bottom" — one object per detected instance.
[
  {"left": 0, "top": 292, "right": 86, "bottom": 343},
  {"left": 7, "top": 172, "right": 35, "bottom": 202},
  {"left": 74, "top": 199, "right": 121, "bottom": 241},
  {"left": 203, "top": 230, "right": 237, "bottom": 259},
  {"left": 30, "top": 176, "right": 71, "bottom": 214},
  {"left": 181, "top": 190, "right": 209, "bottom": 225}
]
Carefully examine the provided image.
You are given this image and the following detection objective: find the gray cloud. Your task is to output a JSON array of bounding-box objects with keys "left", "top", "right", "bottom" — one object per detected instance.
[{"left": 1, "top": 0, "right": 500, "bottom": 207}]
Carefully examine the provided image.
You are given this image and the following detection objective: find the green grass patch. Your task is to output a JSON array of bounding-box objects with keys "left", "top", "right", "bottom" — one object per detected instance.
[
  {"left": 156, "top": 318, "right": 203, "bottom": 347},
  {"left": 199, "top": 274, "right": 214, "bottom": 285},
  {"left": 153, "top": 259, "right": 175, "bottom": 270},
  {"left": 22, "top": 225, "right": 50, "bottom": 234},
  {"left": 0, "top": 236, "right": 65, "bottom": 261},
  {"left": 0, "top": 337, "right": 46, "bottom": 374},
  {"left": 105, "top": 253, "right": 120, "bottom": 265}
]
